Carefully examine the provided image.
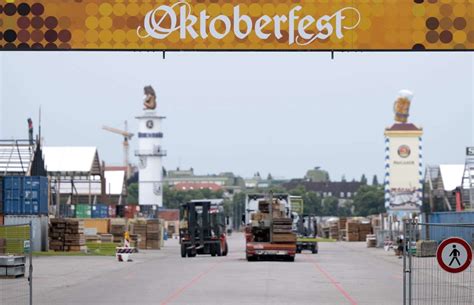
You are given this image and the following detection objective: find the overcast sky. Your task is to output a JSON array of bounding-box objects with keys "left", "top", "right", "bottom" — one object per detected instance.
[{"left": 0, "top": 52, "right": 473, "bottom": 181}]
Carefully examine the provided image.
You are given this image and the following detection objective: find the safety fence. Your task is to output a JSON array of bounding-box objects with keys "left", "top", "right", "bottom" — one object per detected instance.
[
  {"left": 0, "top": 223, "right": 33, "bottom": 305},
  {"left": 404, "top": 221, "right": 474, "bottom": 305}
]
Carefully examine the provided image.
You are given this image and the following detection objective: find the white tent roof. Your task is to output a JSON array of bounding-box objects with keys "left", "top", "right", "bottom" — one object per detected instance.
[
  {"left": 105, "top": 170, "right": 125, "bottom": 195},
  {"left": 43, "top": 147, "right": 100, "bottom": 175},
  {"left": 439, "top": 164, "right": 464, "bottom": 191}
]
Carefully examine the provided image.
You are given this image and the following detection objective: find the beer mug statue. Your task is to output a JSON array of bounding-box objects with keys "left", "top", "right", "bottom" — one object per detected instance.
[{"left": 393, "top": 90, "right": 413, "bottom": 123}]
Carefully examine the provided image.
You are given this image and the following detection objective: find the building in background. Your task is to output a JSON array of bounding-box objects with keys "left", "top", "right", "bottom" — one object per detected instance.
[
  {"left": 283, "top": 180, "right": 362, "bottom": 204},
  {"left": 304, "top": 167, "right": 330, "bottom": 182},
  {"left": 164, "top": 168, "right": 243, "bottom": 196}
]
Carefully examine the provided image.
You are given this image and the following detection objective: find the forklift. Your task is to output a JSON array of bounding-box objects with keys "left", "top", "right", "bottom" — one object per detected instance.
[
  {"left": 179, "top": 200, "right": 228, "bottom": 258},
  {"left": 296, "top": 215, "right": 318, "bottom": 254}
]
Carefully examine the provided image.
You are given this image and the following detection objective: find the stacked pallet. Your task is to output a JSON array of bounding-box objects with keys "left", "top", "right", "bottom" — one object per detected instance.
[
  {"left": 359, "top": 223, "right": 372, "bottom": 241},
  {"left": 100, "top": 234, "right": 113, "bottom": 243},
  {"left": 346, "top": 221, "right": 360, "bottom": 242},
  {"left": 416, "top": 240, "right": 437, "bottom": 257},
  {"left": 129, "top": 233, "right": 139, "bottom": 248},
  {"left": 366, "top": 234, "right": 377, "bottom": 248},
  {"left": 110, "top": 218, "right": 127, "bottom": 243},
  {"left": 130, "top": 220, "right": 147, "bottom": 249},
  {"left": 329, "top": 222, "right": 339, "bottom": 240},
  {"left": 146, "top": 219, "right": 161, "bottom": 250},
  {"left": 49, "top": 219, "right": 86, "bottom": 252},
  {"left": 338, "top": 218, "right": 347, "bottom": 241},
  {"left": 271, "top": 218, "right": 296, "bottom": 243}
]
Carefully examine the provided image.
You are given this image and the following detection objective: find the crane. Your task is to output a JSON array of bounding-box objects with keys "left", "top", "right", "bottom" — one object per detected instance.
[{"left": 103, "top": 121, "right": 134, "bottom": 179}]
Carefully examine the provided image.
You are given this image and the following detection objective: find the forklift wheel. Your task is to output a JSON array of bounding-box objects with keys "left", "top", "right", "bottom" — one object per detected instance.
[
  {"left": 246, "top": 255, "right": 256, "bottom": 262},
  {"left": 222, "top": 242, "right": 228, "bottom": 256},
  {"left": 181, "top": 244, "right": 187, "bottom": 258},
  {"left": 216, "top": 244, "right": 222, "bottom": 257},
  {"left": 296, "top": 247, "right": 302, "bottom": 254},
  {"left": 312, "top": 245, "right": 318, "bottom": 254},
  {"left": 187, "top": 249, "right": 196, "bottom": 257}
]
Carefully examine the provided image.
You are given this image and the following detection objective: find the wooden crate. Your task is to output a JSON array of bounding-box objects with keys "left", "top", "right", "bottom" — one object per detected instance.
[{"left": 271, "top": 233, "right": 296, "bottom": 243}]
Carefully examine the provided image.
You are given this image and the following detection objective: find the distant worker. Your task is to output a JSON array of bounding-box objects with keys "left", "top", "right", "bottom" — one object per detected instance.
[
  {"left": 396, "top": 236, "right": 404, "bottom": 259},
  {"left": 27, "top": 118, "right": 33, "bottom": 145}
]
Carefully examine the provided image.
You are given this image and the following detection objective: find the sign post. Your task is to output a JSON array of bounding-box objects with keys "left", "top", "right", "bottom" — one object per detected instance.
[{"left": 436, "top": 237, "right": 473, "bottom": 274}]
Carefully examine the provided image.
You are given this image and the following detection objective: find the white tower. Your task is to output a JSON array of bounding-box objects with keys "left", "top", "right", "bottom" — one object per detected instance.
[{"left": 135, "top": 86, "right": 166, "bottom": 207}]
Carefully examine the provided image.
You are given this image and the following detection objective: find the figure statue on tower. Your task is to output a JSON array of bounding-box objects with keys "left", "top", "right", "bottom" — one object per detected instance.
[{"left": 143, "top": 85, "right": 157, "bottom": 110}]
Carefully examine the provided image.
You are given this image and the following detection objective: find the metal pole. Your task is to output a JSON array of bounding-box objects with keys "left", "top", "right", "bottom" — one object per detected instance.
[
  {"left": 408, "top": 220, "right": 413, "bottom": 305},
  {"left": 29, "top": 221, "right": 33, "bottom": 305},
  {"left": 403, "top": 220, "right": 407, "bottom": 305}
]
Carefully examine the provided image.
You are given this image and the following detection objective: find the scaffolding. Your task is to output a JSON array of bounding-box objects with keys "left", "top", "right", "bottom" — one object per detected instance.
[
  {"left": 461, "top": 148, "right": 474, "bottom": 210},
  {"left": 0, "top": 139, "right": 35, "bottom": 176}
]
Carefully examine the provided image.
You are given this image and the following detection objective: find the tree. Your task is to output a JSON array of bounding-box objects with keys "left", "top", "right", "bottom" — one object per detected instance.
[
  {"left": 352, "top": 185, "right": 385, "bottom": 216},
  {"left": 321, "top": 197, "right": 339, "bottom": 216},
  {"left": 232, "top": 192, "right": 246, "bottom": 229},
  {"left": 127, "top": 183, "right": 139, "bottom": 204},
  {"left": 267, "top": 173, "right": 273, "bottom": 180},
  {"left": 372, "top": 175, "right": 379, "bottom": 186},
  {"left": 341, "top": 175, "right": 347, "bottom": 182},
  {"left": 360, "top": 174, "right": 368, "bottom": 185},
  {"left": 302, "top": 191, "right": 322, "bottom": 215}
]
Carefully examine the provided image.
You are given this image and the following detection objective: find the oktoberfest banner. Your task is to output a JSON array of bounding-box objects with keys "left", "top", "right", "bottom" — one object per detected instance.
[{"left": 0, "top": 0, "right": 473, "bottom": 50}]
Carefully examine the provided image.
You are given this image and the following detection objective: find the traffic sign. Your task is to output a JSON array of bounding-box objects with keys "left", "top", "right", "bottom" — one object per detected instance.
[{"left": 436, "top": 237, "right": 472, "bottom": 273}]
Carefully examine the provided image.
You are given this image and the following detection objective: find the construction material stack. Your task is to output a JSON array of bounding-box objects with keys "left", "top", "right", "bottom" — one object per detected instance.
[
  {"left": 338, "top": 217, "right": 347, "bottom": 240},
  {"left": 146, "top": 219, "right": 161, "bottom": 250},
  {"left": 110, "top": 218, "right": 127, "bottom": 243},
  {"left": 358, "top": 223, "right": 373, "bottom": 241},
  {"left": 245, "top": 196, "right": 296, "bottom": 262},
  {"left": 49, "top": 219, "right": 85, "bottom": 252},
  {"left": 366, "top": 234, "right": 377, "bottom": 247},
  {"left": 329, "top": 222, "right": 339, "bottom": 240},
  {"left": 346, "top": 221, "right": 360, "bottom": 242},
  {"left": 272, "top": 218, "right": 295, "bottom": 243},
  {"left": 130, "top": 219, "right": 147, "bottom": 249}
]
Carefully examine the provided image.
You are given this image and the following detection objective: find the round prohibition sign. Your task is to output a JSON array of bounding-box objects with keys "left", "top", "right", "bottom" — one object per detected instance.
[{"left": 436, "top": 237, "right": 472, "bottom": 273}]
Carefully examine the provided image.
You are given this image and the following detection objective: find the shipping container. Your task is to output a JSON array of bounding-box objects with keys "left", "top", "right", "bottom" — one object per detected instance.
[
  {"left": 421, "top": 212, "right": 474, "bottom": 244},
  {"left": 59, "top": 204, "right": 75, "bottom": 218},
  {"left": 139, "top": 205, "right": 159, "bottom": 219},
  {"left": 91, "top": 203, "right": 108, "bottom": 218},
  {"left": 2, "top": 176, "right": 48, "bottom": 215},
  {"left": 0, "top": 177, "right": 3, "bottom": 213},
  {"left": 75, "top": 204, "right": 91, "bottom": 218},
  {"left": 117, "top": 205, "right": 139, "bottom": 219},
  {"left": 3, "top": 215, "right": 49, "bottom": 252}
]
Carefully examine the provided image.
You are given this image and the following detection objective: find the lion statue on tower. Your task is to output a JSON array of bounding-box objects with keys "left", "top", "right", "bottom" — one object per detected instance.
[{"left": 143, "top": 85, "right": 157, "bottom": 110}]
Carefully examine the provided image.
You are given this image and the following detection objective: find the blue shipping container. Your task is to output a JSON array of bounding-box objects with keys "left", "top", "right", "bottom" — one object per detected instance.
[
  {"left": 421, "top": 212, "right": 474, "bottom": 245},
  {"left": 91, "top": 203, "right": 109, "bottom": 218},
  {"left": 2, "top": 176, "right": 48, "bottom": 215}
]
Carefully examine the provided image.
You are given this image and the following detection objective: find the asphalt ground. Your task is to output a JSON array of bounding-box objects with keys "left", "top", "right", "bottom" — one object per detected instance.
[{"left": 1, "top": 233, "right": 405, "bottom": 305}]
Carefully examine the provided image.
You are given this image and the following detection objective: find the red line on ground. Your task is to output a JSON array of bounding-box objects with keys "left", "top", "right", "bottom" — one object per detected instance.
[
  {"left": 305, "top": 254, "right": 358, "bottom": 305},
  {"left": 159, "top": 261, "right": 223, "bottom": 305}
]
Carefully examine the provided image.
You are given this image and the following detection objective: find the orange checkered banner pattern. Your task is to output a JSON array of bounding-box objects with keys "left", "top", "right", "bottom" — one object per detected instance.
[{"left": 0, "top": 0, "right": 473, "bottom": 50}]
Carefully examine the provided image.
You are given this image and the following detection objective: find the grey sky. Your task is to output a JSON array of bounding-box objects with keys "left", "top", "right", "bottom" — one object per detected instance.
[{"left": 1, "top": 52, "right": 473, "bottom": 181}]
